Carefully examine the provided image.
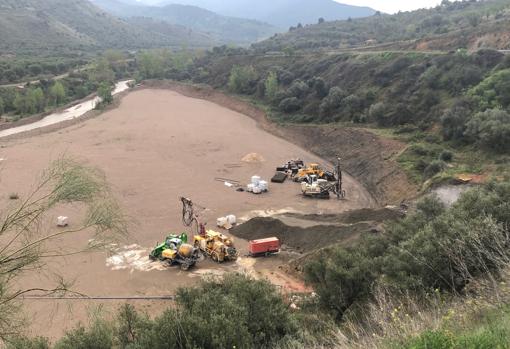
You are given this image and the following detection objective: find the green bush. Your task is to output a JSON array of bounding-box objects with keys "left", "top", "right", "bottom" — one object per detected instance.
[
  {"left": 465, "top": 109, "right": 510, "bottom": 153},
  {"left": 279, "top": 97, "right": 301, "bottom": 113},
  {"left": 440, "top": 106, "right": 471, "bottom": 141},
  {"left": 319, "top": 86, "right": 347, "bottom": 119},
  {"left": 228, "top": 65, "right": 258, "bottom": 94},
  {"left": 424, "top": 160, "right": 446, "bottom": 178},
  {"left": 54, "top": 319, "right": 114, "bottom": 349},
  {"left": 6, "top": 337, "right": 49, "bottom": 349},
  {"left": 439, "top": 150, "right": 453, "bottom": 162}
]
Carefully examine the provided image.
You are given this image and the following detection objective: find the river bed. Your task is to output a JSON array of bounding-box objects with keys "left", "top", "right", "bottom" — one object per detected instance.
[{"left": 0, "top": 80, "right": 132, "bottom": 138}]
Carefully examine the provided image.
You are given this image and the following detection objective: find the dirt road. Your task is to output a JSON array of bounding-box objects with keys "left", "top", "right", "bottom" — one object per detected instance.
[{"left": 0, "top": 88, "right": 375, "bottom": 338}]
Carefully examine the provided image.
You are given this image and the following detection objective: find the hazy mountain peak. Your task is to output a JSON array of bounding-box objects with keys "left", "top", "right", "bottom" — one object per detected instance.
[{"left": 140, "top": 0, "right": 376, "bottom": 27}]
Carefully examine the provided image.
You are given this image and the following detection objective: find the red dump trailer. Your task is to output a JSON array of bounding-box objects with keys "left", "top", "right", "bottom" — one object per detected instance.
[{"left": 249, "top": 237, "right": 280, "bottom": 257}]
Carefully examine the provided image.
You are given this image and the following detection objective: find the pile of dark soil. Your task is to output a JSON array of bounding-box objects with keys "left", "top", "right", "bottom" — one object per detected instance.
[
  {"left": 284, "top": 207, "right": 403, "bottom": 225},
  {"left": 231, "top": 217, "right": 372, "bottom": 253}
]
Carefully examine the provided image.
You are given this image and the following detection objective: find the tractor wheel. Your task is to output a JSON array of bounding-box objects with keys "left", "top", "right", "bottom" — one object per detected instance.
[
  {"left": 180, "top": 262, "right": 190, "bottom": 271},
  {"left": 211, "top": 251, "right": 220, "bottom": 263}
]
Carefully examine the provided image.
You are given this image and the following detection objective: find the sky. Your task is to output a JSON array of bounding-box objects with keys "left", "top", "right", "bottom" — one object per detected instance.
[{"left": 335, "top": 0, "right": 443, "bottom": 14}]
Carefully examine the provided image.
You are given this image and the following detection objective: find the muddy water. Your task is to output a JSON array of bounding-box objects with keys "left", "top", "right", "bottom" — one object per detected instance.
[
  {"left": 0, "top": 80, "right": 132, "bottom": 138},
  {"left": 432, "top": 185, "right": 471, "bottom": 206},
  {"left": 0, "top": 88, "right": 375, "bottom": 338}
]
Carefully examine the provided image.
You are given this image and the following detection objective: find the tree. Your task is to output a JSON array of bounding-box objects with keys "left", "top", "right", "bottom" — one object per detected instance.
[
  {"left": 50, "top": 82, "right": 66, "bottom": 106},
  {"left": 0, "top": 97, "right": 4, "bottom": 116},
  {"left": 465, "top": 109, "right": 510, "bottom": 153},
  {"left": 318, "top": 17, "right": 325, "bottom": 24},
  {"left": 227, "top": 65, "right": 258, "bottom": 94},
  {"left": 279, "top": 97, "right": 301, "bottom": 113},
  {"left": 0, "top": 158, "right": 127, "bottom": 340},
  {"left": 310, "top": 77, "right": 328, "bottom": 98},
  {"left": 264, "top": 71, "right": 279, "bottom": 102},
  {"left": 440, "top": 105, "right": 470, "bottom": 141},
  {"left": 90, "top": 58, "right": 115, "bottom": 85},
  {"left": 288, "top": 79, "right": 310, "bottom": 99},
  {"left": 28, "top": 88, "right": 45, "bottom": 113},
  {"left": 98, "top": 82, "right": 113, "bottom": 105},
  {"left": 319, "top": 86, "right": 347, "bottom": 119}
]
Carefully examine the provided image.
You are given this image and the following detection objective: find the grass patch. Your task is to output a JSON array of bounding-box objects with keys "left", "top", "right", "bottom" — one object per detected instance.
[{"left": 396, "top": 306, "right": 510, "bottom": 349}]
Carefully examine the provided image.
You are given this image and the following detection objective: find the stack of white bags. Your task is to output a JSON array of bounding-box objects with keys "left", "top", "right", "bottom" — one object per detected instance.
[{"left": 247, "top": 175, "right": 269, "bottom": 194}]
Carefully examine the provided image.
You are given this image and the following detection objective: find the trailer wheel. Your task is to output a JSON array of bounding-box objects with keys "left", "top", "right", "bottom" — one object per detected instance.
[
  {"left": 181, "top": 262, "right": 190, "bottom": 271},
  {"left": 211, "top": 251, "right": 220, "bottom": 263}
]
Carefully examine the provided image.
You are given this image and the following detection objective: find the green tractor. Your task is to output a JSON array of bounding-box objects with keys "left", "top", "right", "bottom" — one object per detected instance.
[{"left": 149, "top": 233, "right": 202, "bottom": 271}]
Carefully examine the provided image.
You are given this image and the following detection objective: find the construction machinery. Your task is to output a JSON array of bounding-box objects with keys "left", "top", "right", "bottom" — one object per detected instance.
[
  {"left": 293, "top": 163, "right": 336, "bottom": 183},
  {"left": 276, "top": 159, "right": 305, "bottom": 175},
  {"left": 149, "top": 233, "right": 202, "bottom": 270},
  {"left": 301, "top": 158, "right": 346, "bottom": 199},
  {"left": 249, "top": 237, "right": 280, "bottom": 257},
  {"left": 193, "top": 230, "right": 239, "bottom": 263}
]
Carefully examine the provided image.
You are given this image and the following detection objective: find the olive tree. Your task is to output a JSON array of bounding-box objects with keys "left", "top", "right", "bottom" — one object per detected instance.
[
  {"left": 465, "top": 109, "right": 510, "bottom": 153},
  {"left": 0, "top": 158, "right": 127, "bottom": 341}
]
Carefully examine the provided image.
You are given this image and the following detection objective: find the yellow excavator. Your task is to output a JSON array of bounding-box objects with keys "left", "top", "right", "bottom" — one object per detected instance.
[{"left": 293, "top": 163, "right": 336, "bottom": 182}]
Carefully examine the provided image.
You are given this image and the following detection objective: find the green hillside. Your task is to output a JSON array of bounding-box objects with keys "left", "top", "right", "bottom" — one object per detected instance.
[
  {"left": 0, "top": 0, "right": 211, "bottom": 56},
  {"left": 254, "top": 0, "right": 510, "bottom": 52}
]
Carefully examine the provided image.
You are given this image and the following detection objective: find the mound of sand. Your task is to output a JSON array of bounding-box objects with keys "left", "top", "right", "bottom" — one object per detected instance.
[
  {"left": 241, "top": 153, "right": 265, "bottom": 163},
  {"left": 231, "top": 217, "right": 372, "bottom": 253}
]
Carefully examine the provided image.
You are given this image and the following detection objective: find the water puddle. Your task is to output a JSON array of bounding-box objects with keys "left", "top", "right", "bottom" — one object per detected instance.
[{"left": 432, "top": 185, "right": 471, "bottom": 206}]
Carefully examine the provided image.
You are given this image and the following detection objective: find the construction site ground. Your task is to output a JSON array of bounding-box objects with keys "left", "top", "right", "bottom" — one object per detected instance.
[{"left": 0, "top": 87, "right": 399, "bottom": 339}]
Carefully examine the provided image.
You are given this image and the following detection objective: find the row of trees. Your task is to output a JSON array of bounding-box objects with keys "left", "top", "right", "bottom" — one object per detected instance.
[
  {"left": 0, "top": 81, "right": 67, "bottom": 117},
  {"left": 0, "top": 58, "right": 86, "bottom": 84},
  {"left": 0, "top": 50, "right": 133, "bottom": 118},
  {"left": 220, "top": 49, "right": 510, "bottom": 154}
]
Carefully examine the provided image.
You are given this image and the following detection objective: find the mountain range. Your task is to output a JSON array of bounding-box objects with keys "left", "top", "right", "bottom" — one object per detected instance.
[
  {"left": 0, "top": 0, "right": 377, "bottom": 57},
  {"left": 135, "top": 0, "right": 376, "bottom": 28},
  {"left": 90, "top": 0, "right": 278, "bottom": 45}
]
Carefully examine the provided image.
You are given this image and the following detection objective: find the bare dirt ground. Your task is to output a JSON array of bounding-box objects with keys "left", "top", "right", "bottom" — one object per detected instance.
[
  {"left": 0, "top": 88, "right": 375, "bottom": 339},
  {"left": 146, "top": 81, "right": 417, "bottom": 205}
]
